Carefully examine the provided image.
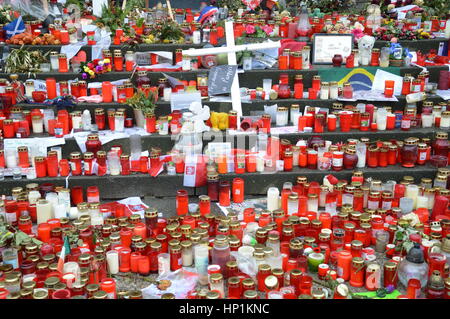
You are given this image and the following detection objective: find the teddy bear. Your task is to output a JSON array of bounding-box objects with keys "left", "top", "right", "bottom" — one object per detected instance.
[{"left": 357, "top": 35, "right": 375, "bottom": 66}]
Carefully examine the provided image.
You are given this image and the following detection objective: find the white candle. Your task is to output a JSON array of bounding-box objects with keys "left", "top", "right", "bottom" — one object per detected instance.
[
  {"left": 256, "top": 156, "right": 265, "bottom": 172},
  {"left": 36, "top": 199, "right": 53, "bottom": 224},
  {"left": 267, "top": 187, "right": 280, "bottom": 211},
  {"left": 58, "top": 189, "right": 71, "bottom": 213},
  {"left": 416, "top": 196, "right": 428, "bottom": 209},
  {"left": 106, "top": 251, "right": 119, "bottom": 275},
  {"left": 421, "top": 114, "right": 433, "bottom": 128},
  {"left": 32, "top": 116, "right": 44, "bottom": 134},
  {"left": 28, "top": 190, "right": 41, "bottom": 205},
  {"left": 72, "top": 115, "right": 82, "bottom": 130},
  {"left": 5, "top": 149, "right": 17, "bottom": 168},
  {"left": 45, "top": 192, "right": 59, "bottom": 211},
  {"left": 288, "top": 196, "right": 298, "bottom": 215},
  {"left": 182, "top": 246, "right": 193, "bottom": 267},
  {"left": 238, "top": 246, "right": 255, "bottom": 259},
  {"left": 376, "top": 108, "right": 387, "bottom": 130},
  {"left": 91, "top": 214, "right": 104, "bottom": 226},
  {"left": 307, "top": 196, "right": 319, "bottom": 213},
  {"left": 440, "top": 113, "right": 450, "bottom": 129},
  {"left": 405, "top": 184, "right": 419, "bottom": 209},
  {"left": 63, "top": 262, "right": 81, "bottom": 284},
  {"left": 163, "top": 88, "right": 172, "bottom": 102},
  {"left": 54, "top": 203, "right": 67, "bottom": 219},
  {"left": 320, "top": 85, "right": 329, "bottom": 100}
]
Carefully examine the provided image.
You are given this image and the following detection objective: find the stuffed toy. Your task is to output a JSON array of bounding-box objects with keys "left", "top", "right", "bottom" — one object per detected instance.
[{"left": 357, "top": 35, "right": 375, "bottom": 66}]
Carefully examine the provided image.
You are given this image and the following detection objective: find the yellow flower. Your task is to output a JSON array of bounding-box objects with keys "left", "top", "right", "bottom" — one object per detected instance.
[
  {"left": 104, "top": 58, "right": 110, "bottom": 64},
  {"left": 83, "top": 66, "right": 90, "bottom": 72}
]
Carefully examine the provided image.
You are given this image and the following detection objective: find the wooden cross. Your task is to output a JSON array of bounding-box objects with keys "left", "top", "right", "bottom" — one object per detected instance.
[{"left": 182, "top": 20, "right": 281, "bottom": 118}]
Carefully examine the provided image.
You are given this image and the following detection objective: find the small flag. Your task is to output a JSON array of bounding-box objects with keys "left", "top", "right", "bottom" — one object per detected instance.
[
  {"left": 3, "top": 16, "right": 25, "bottom": 39},
  {"left": 196, "top": 6, "right": 218, "bottom": 25},
  {"left": 183, "top": 154, "right": 208, "bottom": 187},
  {"left": 57, "top": 236, "right": 71, "bottom": 273}
]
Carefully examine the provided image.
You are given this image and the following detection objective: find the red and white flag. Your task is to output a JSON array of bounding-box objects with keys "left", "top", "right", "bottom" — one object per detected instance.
[{"left": 183, "top": 154, "right": 208, "bottom": 187}]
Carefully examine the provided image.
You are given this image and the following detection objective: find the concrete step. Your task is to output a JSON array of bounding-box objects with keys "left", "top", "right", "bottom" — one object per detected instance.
[{"left": 0, "top": 165, "right": 439, "bottom": 199}]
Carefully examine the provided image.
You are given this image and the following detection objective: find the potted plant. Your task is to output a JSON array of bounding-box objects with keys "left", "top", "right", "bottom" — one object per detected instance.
[
  {"left": 126, "top": 90, "right": 157, "bottom": 128},
  {"left": 388, "top": 42, "right": 412, "bottom": 67}
]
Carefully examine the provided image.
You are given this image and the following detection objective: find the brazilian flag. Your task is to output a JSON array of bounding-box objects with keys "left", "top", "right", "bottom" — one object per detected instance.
[{"left": 318, "top": 66, "right": 401, "bottom": 91}]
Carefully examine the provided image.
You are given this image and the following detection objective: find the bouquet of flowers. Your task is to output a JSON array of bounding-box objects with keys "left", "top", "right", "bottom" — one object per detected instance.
[
  {"left": 81, "top": 58, "right": 112, "bottom": 79},
  {"left": 373, "top": 20, "right": 433, "bottom": 41},
  {"left": 242, "top": 24, "right": 274, "bottom": 38},
  {"left": 388, "top": 42, "right": 413, "bottom": 66}
]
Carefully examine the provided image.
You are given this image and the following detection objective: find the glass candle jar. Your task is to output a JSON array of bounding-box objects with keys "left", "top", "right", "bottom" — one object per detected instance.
[
  {"left": 401, "top": 138, "right": 418, "bottom": 168},
  {"left": 58, "top": 54, "right": 68, "bottom": 73},
  {"left": 302, "top": 46, "right": 311, "bottom": 70},
  {"left": 320, "top": 82, "right": 329, "bottom": 100},
  {"left": 276, "top": 107, "right": 289, "bottom": 126},
  {"left": 343, "top": 148, "right": 358, "bottom": 170}
]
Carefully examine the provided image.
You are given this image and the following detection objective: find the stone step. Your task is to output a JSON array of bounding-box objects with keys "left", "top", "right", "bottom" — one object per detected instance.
[{"left": 0, "top": 165, "right": 438, "bottom": 199}]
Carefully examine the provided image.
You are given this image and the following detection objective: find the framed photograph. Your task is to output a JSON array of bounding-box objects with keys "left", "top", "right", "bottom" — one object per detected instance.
[{"left": 312, "top": 34, "right": 354, "bottom": 65}]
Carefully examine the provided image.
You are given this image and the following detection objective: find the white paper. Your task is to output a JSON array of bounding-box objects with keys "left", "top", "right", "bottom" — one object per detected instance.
[
  {"left": 117, "top": 197, "right": 149, "bottom": 218},
  {"left": 436, "top": 90, "right": 450, "bottom": 100},
  {"left": 269, "top": 126, "right": 298, "bottom": 134},
  {"left": 4, "top": 137, "right": 66, "bottom": 154},
  {"left": 92, "top": 0, "right": 108, "bottom": 17},
  {"left": 170, "top": 92, "right": 202, "bottom": 111},
  {"left": 340, "top": 90, "right": 399, "bottom": 102},
  {"left": 371, "top": 69, "right": 404, "bottom": 96},
  {"left": 206, "top": 142, "right": 232, "bottom": 158},
  {"left": 61, "top": 40, "right": 87, "bottom": 60}
]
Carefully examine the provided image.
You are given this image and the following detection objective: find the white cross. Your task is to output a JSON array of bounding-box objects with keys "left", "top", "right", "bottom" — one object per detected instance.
[{"left": 182, "top": 20, "right": 281, "bottom": 120}]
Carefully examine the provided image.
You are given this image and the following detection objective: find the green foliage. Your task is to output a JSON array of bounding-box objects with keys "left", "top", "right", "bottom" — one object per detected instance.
[
  {"left": 419, "top": 1, "right": 449, "bottom": 19},
  {"left": 0, "top": 218, "right": 42, "bottom": 247},
  {"left": 123, "top": 0, "right": 145, "bottom": 11},
  {"left": 126, "top": 90, "right": 157, "bottom": 114},
  {"left": 149, "top": 20, "right": 184, "bottom": 43},
  {"left": 0, "top": 5, "right": 15, "bottom": 24},
  {"left": 95, "top": 5, "right": 131, "bottom": 36},
  {"left": 5, "top": 46, "right": 49, "bottom": 76},
  {"left": 64, "top": 0, "right": 85, "bottom": 12},
  {"left": 303, "top": 0, "right": 356, "bottom": 14},
  {"left": 217, "top": 0, "right": 245, "bottom": 12}
]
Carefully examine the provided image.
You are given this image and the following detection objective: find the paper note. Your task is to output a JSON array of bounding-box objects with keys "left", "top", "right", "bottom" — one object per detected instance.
[
  {"left": 371, "top": 69, "right": 404, "bottom": 96},
  {"left": 4, "top": 137, "right": 66, "bottom": 154}
]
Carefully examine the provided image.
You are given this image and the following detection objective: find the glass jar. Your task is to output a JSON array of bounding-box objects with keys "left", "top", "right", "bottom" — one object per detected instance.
[
  {"left": 343, "top": 148, "right": 358, "bottom": 170},
  {"left": 433, "top": 132, "right": 448, "bottom": 157},
  {"left": 207, "top": 174, "right": 219, "bottom": 202},
  {"left": 302, "top": 46, "right": 310, "bottom": 70},
  {"left": 211, "top": 238, "right": 231, "bottom": 270},
  {"left": 276, "top": 107, "right": 288, "bottom": 127},
  {"left": 401, "top": 138, "right": 418, "bottom": 168},
  {"left": 398, "top": 243, "right": 429, "bottom": 288},
  {"left": 209, "top": 273, "right": 225, "bottom": 297},
  {"left": 158, "top": 116, "right": 169, "bottom": 135},
  {"left": 136, "top": 71, "right": 151, "bottom": 88},
  {"left": 320, "top": 82, "right": 329, "bottom": 100},
  {"left": 343, "top": 83, "right": 353, "bottom": 99}
]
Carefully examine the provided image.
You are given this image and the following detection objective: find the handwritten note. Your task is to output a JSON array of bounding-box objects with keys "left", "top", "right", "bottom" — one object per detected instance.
[
  {"left": 313, "top": 34, "right": 353, "bottom": 64},
  {"left": 208, "top": 65, "right": 238, "bottom": 96}
]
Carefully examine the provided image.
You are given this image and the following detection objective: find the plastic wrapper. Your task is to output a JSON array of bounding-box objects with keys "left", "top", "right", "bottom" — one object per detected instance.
[
  {"left": 141, "top": 268, "right": 198, "bottom": 299},
  {"left": 6, "top": 0, "right": 50, "bottom": 21},
  {"left": 230, "top": 250, "right": 257, "bottom": 280}
]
